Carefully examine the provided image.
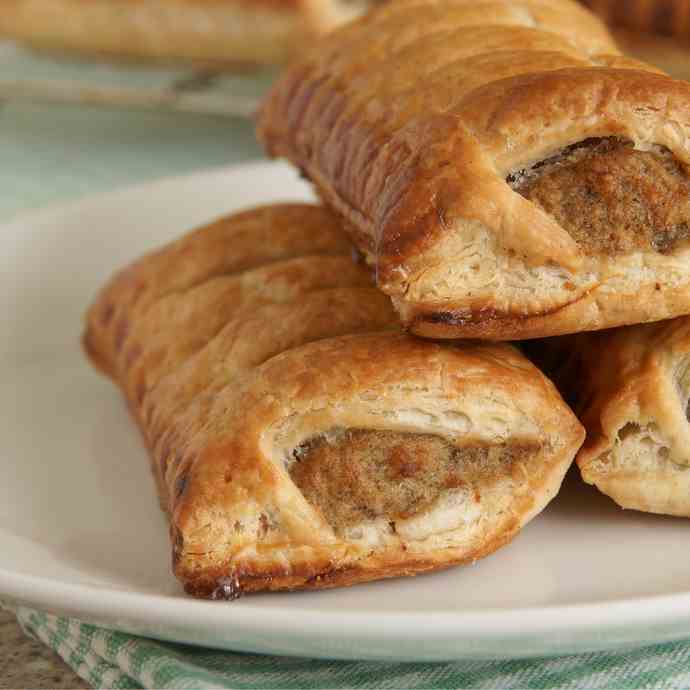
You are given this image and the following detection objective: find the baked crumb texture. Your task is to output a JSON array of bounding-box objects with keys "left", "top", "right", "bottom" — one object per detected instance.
[
  {"left": 290, "top": 429, "right": 541, "bottom": 541},
  {"left": 83, "top": 203, "right": 583, "bottom": 598},
  {"left": 533, "top": 317, "right": 690, "bottom": 517},
  {"left": 510, "top": 137, "right": 690, "bottom": 257},
  {"left": 258, "top": 0, "right": 690, "bottom": 340}
]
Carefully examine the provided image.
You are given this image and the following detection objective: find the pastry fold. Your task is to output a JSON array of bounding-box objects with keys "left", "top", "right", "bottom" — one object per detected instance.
[
  {"left": 0, "top": 0, "right": 357, "bottom": 65},
  {"left": 258, "top": 0, "right": 690, "bottom": 339},
  {"left": 533, "top": 319, "right": 690, "bottom": 517},
  {"left": 83, "top": 203, "right": 583, "bottom": 597}
]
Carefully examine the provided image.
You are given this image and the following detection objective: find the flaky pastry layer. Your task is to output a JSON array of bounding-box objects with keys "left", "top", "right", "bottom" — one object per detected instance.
[{"left": 532, "top": 318, "right": 690, "bottom": 517}]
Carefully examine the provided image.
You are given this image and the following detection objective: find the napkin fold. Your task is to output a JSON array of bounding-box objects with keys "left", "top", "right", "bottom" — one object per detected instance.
[{"left": 6, "top": 604, "right": 690, "bottom": 689}]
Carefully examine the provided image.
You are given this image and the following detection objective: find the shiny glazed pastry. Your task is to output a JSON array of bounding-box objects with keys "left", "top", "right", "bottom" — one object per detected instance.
[
  {"left": 536, "top": 319, "right": 690, "bottom": 517},
  {"left": 83, "top": 203, "right": 583, "bottom": 598},
  {"left": 258, "top": 0, "right": 690, "bottom": 339},
  {"left": 0, "top": 0, "right": 360, "bottom": 65}
]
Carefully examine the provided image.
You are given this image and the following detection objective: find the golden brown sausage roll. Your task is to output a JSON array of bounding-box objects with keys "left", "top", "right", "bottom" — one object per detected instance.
[
  {"left": 532, "top": 318, "right": 690, "bottom": 517},
  {"left": 0, "top": 0, "right": 359, "bottom": 66},
  {"left": 257, "top": 0, "right": 690, "bottom": 340},
  {"left": 83, "top": 203, "right": 583, "bottom": 598}
]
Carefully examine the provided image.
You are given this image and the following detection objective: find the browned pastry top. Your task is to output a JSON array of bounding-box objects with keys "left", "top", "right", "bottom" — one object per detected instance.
[
  {"left": 259, "top": 0, "right": 631, "bottom": 273},
  {"left": 258, "top": 0, "right": 690, "bottom": 339}
]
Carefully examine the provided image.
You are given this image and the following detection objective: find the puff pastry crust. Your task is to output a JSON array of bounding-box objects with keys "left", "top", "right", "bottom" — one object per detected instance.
[
  {"left": 533, "top": 318, "right": 690, "bottom": 517},
  {"left": 83, "top": 203, "right": 583, "bottom": 597},
  {"left": 258, "top": 0, "right": 690, "bottom": 339},
  {"left": 0, "top": 0, "right": 358, "bottom": 65}
]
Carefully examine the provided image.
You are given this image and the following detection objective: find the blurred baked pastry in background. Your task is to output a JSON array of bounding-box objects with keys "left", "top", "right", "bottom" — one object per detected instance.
[
  {"left": 83, "top": 202, "right": 584, "bottom": 597},
  {"left": 0, "top": 0, "right": 366, "bottom": 66},
  {"left": 581, "top": 0, "right": 690, "bottom": 40},
  {"left": 258, "top": 0, "right": 690, "bottom": 340}
]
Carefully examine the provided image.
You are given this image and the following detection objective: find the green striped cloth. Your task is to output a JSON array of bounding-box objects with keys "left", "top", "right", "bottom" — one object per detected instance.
[{"left": 7, "top": 604, "right": 690, "bottom": 689}]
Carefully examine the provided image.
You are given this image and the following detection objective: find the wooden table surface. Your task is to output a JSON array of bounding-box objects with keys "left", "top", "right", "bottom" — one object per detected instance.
[{"left": 0, "top": 610, "right": 88, "bottom": 689}]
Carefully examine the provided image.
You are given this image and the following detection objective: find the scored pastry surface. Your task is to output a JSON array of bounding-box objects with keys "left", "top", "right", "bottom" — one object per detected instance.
[{"left": 258, "top": 0, "right": 690, "bottom": 339}]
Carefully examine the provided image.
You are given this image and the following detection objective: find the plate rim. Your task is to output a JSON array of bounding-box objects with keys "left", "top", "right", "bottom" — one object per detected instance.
[
  {"left": 4, "top": 563, "right": 690, "bottom": 630},
  {"left": 3, "top": 564, "right": 690, "bottom": 660}
]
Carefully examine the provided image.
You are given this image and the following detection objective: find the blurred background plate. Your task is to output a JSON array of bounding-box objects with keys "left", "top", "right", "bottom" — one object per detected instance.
[{"left": 0, "top": 40, "right": 275, "bottom": 117}]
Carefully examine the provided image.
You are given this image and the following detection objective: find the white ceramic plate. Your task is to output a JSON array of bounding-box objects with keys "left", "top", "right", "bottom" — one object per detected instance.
[
  {"left": 0, "top": 40, "right": 272, "bottom": 117},
  {"left": 3, "top": 161, "right": 690, "bottom": 662}
]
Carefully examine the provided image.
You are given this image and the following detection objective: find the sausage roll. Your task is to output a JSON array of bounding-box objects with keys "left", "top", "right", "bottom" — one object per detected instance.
[
  {"left": 531, "top": 318, "right": 690, "bottom": 517},
  {"left": 0, "top": 0, "right": 361, "bottom": 66},
  {"left": 258, "top": 0, "right": 690, "bottom": 339},
  {"left": 83, "top": 203, "right": 583, "bottom": 598},
  {"left": 581, "top": 0, "right": 690, "bottom": 40}
]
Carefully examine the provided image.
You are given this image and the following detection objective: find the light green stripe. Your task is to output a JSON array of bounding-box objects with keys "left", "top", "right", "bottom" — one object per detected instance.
[{"left": 9, "top": 603, "right": 690, "bottom": 690}]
